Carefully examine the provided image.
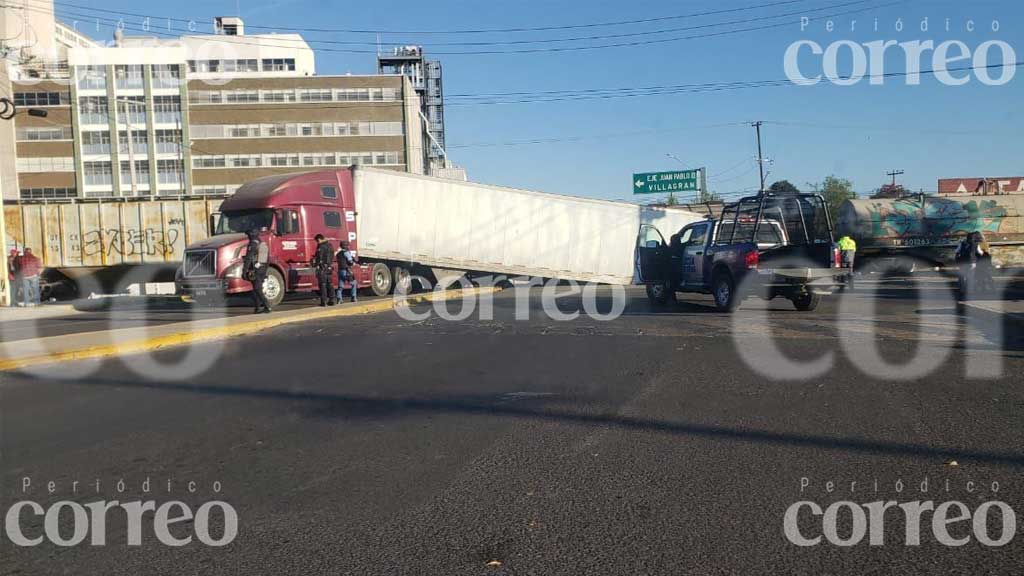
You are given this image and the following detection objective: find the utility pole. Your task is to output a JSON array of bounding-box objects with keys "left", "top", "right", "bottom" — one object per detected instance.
[
  {"left": 753, "top": 121, "right": 767, "bottom": 193},
  {"left": 887, "top": 169, "right": 905, "bottom": 187},
  {"left": 117, "top": 98, "right": 139, "bottom": 197}
]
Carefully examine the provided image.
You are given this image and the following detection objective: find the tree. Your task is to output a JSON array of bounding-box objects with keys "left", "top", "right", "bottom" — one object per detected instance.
[
  {"left": 808, "top": 176, "right": 856, "bottom": 223},
  {"left": 697, "top": 189, "right": 722, "bottom": 203},
  {"left": 664, "top": 193, "right": 679, "bottom": 206},
  {"left": 768, "top": 180, "right": 800, "bottom": 194}
]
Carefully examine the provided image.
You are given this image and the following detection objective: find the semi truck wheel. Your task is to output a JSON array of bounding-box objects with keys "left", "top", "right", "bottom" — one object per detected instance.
[
  {"left": 712, "top": 272, "right": 739, "bottom": 312},
  {"left": 791, "top": 292, "right": 820, "bottom": 312},
  {"left": 392, "top": 265, "right": 412, "bottom": 294},
  {"left": 263, "top": 268, "right": 285, "bottom": 308},
  {"left": 371, "top": 263, "right": 393, "bottom": 296}
]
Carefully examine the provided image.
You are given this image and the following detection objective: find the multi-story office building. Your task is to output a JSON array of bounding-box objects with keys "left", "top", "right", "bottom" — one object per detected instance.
[{"left": 2, "top": 4, "right": 428, "bottom": 200}]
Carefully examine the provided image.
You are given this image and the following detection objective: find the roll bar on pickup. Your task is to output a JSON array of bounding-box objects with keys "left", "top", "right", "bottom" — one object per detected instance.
[{"left": 718, "top": 191, "right": 835, "bottom": 246}]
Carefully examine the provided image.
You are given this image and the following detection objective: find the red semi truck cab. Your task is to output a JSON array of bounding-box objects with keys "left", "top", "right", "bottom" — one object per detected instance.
[{"left": 176, "top": 170, "right": 389, "bottom": 307}]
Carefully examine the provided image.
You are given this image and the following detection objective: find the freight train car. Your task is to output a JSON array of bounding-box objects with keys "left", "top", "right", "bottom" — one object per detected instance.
[
  {"left": 4, "top": 198, "right": 223, "bottom": 296},
  {"left": 837, "top": 194, "right": 1024, "bottom": 272}
]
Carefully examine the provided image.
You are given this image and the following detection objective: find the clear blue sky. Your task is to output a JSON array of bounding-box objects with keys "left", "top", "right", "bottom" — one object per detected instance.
[{"left": 77, "top": 0, "right": 1022, "bottom": 201}]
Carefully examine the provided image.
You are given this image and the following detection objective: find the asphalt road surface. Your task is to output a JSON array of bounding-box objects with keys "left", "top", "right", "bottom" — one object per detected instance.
[{"left": 2, "top": 280, "right": 1023, "bottom": 575}]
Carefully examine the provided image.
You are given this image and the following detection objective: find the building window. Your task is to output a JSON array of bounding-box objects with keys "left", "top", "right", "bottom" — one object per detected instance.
[
  {"left": 153, "top": 95, "right": 181, "bottom": 124},
  {"left": 152, "top": 64, "right": 182, "bottom": 89},
  {"left": 115, "top": 95, "right": 146, "bottom": 124},
  {"left": 229, "top": 155, "right": 261, "bottom": 167},
  {"left": 114, "top": 65, "right": 144, "bottom": 90},
  {"left": 192, "top": 185, "right": 239, "bottom": 196},
  {"left": 13, "top": 91, "right": 69, "bottom": 106},
  {"left": 188, "top": 60, "right": 221, "bottom": 73},
  {"left": 16, "top": 126, "right": 72, "bottom": 141},
  {"left": 262, "top": 58, "right": 295, "bottom": 72},
  {"left": 221, "top": 59, "right": 258, "bottom": 73},
  {"left": 78, "top": 96, "right": 109, "bottom": 125},
  {"left": 260, "top": 90, "right": 296, "bottom": 102},
  {"left": 20, "top": 187, "right": 77, "bottom": 199},
  {"left": 120, "top": 160, "right": 151, "bottom": 186},
  {"left": 187, "top": 121, "right": 403, "bottom": 139},
  {"left": 155, "top": 129, "right": 182, "bottom": 154},
  {"left": 224, "top": 90, "right": 259, "bottom": 103},
  {"left": 81, "top": 131, "right": 112, "bottom": 154},
  {"left": 83, "top": 161, "right": 113, "bottom": 186},
  {"left": 117, "top": 130, "right": 149, "bottom": 155},
  {"left": 299, "top": 89, "right": 332, "bottom": 102},
  {"left": 16, "top": 157, "right": 75, "bottom": 172},
  {"left": 157, "top": 159, "right": 183, "bottom": 184},
  {"left": 228, "top": 125, "right": 258, "bottom": 138},
  {"left": 193, "top": 156, "right": 226, "bottom": 168},
  {"left": 190, "top": 90, "right": 222, "bottom": 104},
  {"left": 76, "top": 65, "right": 106, "bottom": 90}
]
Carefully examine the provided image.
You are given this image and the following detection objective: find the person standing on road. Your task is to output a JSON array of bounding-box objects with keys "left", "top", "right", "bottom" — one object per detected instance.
[
  {"left": 244, "top": 229, "right": 272, "bottom": 314},
  {"left": 973, "top": 231, "right": 995, "bottom": 293},
  {"left": 837, "top": 234, "right": 857, "bottom": 290},
  {"left": 336, "top": 240, "right": 358, "bottom": 303},
  {"left": 17, "top": 248, "right": 42, "bottom": 307},
  {"left": 7, "top": 248, "right": 21, "bottom": 306},
  {"left": 312, "top": 234, "right": 336, "bottom": 307}
]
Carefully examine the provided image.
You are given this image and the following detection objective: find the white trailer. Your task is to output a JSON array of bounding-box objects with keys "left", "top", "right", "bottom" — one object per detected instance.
[{"left": 353, "top": 167, "right": 703, "bottom": 285}]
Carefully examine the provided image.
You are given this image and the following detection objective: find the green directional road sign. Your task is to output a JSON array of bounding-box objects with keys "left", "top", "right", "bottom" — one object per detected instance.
[{"left": 633, "top": 169, "right": 703, "bottom": 195}]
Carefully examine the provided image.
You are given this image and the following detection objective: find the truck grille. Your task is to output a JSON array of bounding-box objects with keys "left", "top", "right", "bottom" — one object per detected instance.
[{"left": 183, "top": 250, "right": 216, "bottom": 278}]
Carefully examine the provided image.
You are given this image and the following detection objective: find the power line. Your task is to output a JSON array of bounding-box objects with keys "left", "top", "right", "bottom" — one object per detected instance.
[
  {"left": 48, "top": 0, "right": 811, "bottom": 35},
  {"left": 50, "top": 0, "right": 865, "bottom": 48},
  {"left": 22, "top": 0, "right": 901, "bottom": 56}
]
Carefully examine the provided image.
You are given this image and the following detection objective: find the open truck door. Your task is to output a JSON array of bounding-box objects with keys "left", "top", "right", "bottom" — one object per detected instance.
[{"left": 636, "top": 224, "right": 669, "bottom": 284}]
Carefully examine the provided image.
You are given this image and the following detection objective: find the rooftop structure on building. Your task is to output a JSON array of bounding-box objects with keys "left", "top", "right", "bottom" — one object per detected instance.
[{"left": 378, "top": 45, "right": 447, "bottom": 170}]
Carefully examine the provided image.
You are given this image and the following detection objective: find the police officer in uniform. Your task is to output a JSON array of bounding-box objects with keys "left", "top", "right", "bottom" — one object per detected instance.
[
  {"left": 312, "top": 234, "right": 336, "bottom": 306},
  {"left": 336, "top": 240, "right": 358, "bottom": 303},
  {"left": 244, "top": 229, "right": 272, "bottom": 314}
]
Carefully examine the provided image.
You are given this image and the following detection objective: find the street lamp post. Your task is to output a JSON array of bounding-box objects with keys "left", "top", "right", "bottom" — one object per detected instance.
[{"left": 666, "top": 153, "right": 702, "bottom": 204}]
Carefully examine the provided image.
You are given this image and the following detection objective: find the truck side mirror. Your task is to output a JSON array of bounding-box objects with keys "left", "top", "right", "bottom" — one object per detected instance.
[{"left": 209, "top": 212, "right": 221, "bottom": 236}]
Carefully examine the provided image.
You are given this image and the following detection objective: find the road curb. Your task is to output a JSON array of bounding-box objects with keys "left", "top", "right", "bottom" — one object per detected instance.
[{"left": 0, "top": 287, "right": 500, "bottom": 372}]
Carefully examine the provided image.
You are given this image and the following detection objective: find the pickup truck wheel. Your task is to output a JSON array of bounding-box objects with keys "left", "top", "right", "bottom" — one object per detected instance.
[
  {"left": 263, "top": 268, "right": 285, "bottom": 308},
  {"left": 792, "top": 292, "right": 820, "bottom": 312},
  {"left": 645, "top": 282, "right": 674, "bottom": 306},
  {"left": 712, "top": 273, "right": 740, "bottom": 312},
  {"left": 371, "top": 263, "right": 393, "bottom": 297}
]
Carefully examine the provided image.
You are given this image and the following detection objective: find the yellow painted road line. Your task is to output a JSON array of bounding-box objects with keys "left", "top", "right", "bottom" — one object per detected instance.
[{"left": 0, "top": 288, "right": 499, "bottom": 372}]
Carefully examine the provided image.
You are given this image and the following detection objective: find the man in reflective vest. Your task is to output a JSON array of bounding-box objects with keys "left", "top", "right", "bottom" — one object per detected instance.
[{"left": 837, "top": 235, "right": 857, "bottom": 290}]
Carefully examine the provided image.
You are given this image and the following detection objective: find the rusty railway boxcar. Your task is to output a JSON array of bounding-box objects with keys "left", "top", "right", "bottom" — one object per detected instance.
[{"left": 4, "top": 197, "right": 223, "bottom": 296}]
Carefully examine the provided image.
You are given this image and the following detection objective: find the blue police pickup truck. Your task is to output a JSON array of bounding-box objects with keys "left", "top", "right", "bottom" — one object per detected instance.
[{"left": 637, "top": 192, "right": 847, "bottom": 312}]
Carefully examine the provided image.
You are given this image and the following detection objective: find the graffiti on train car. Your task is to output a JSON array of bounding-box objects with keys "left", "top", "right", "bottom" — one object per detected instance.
[
  {"left": 865, "top": 197, "right": 1010, "bottom": 239},
  {"left": 82, "top": 228, "right": 181, "bottom": 258}
]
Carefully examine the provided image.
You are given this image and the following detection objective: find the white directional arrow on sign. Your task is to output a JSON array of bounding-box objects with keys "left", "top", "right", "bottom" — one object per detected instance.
[{"left": 635, "top": 180, "right": 644, "bottom": 188}]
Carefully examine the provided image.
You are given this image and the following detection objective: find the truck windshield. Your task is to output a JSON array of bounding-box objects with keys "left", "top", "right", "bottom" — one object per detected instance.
[{"left": 216, "top": 209, "right": 274, "bottom": 235}]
